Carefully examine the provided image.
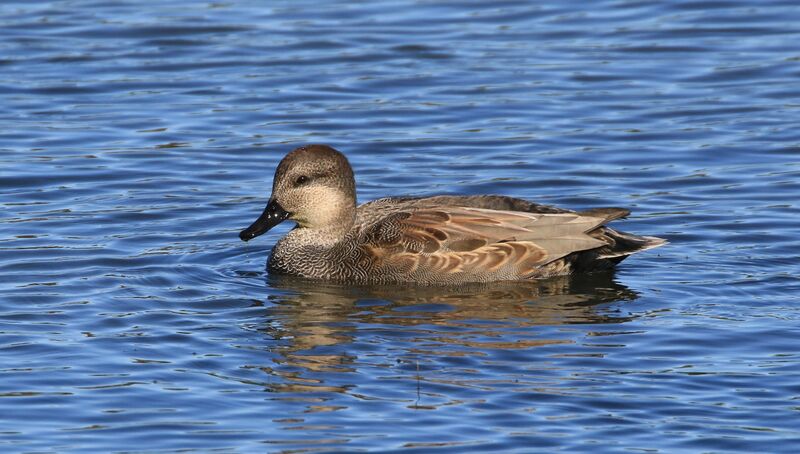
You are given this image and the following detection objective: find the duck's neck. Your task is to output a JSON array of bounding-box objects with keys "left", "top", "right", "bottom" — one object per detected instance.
[
  {"left": 269, "top": 222, "right": 353, "bottom": 278},
  {"left": 269, "top": 192, "right": 356, "bottom": 277},
  {"left": 289, "top": 221, "right": 353, "bottom": 248}
]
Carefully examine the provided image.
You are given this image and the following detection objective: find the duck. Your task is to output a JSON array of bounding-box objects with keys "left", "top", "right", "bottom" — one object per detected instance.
[{"left": 239, "top": 145, "right": 666, "bottom": 285}]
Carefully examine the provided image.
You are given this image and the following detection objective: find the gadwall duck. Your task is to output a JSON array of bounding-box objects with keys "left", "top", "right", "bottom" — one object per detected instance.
[{"left": 240, "top": 145, "right": 665, "bottom": 285}]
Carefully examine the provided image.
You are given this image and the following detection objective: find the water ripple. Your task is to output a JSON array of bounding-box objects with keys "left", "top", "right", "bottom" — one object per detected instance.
[{"left": 1, "top": 0, "right": 800, "bottom": 452}]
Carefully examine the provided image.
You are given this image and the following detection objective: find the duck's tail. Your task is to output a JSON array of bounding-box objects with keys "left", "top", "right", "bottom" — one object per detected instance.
[
  {"left": 575, "top": 207, "right": 667, "bottom": 266},
  {"left": 595, "top": 228, "right": 667, "bottom": 261}
]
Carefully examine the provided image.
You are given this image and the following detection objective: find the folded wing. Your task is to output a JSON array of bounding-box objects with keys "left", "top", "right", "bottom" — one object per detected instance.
[{"left": 360, "top": 206, "right": 611, "bottom": 279}]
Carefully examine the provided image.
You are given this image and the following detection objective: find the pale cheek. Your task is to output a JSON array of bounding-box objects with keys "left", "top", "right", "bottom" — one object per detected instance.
[{"left": 291, "top": 188, "right": 347, "bottom": 228}]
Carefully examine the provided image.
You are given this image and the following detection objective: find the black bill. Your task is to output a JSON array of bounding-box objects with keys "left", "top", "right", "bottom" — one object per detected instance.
[{"left": 239, "top": 199, "right": 290, "bottom": 241}]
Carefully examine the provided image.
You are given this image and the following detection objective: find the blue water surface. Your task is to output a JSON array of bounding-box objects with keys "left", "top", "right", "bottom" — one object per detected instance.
[{"left": 1, "top": 0, "right": 800, "bottom": 452}]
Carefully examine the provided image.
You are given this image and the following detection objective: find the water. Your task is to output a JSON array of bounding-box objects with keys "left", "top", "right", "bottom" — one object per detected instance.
[{"left": 2, "top": 0, "right": 800, "bottom": 451}]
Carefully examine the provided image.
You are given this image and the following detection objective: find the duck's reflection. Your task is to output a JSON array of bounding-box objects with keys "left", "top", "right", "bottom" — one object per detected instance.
[{"left": 253, "top": 272, "right": 638, "bottom": 388}]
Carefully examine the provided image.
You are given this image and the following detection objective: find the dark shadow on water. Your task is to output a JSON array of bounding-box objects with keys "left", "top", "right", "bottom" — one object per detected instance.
[
  {"left": 265, "top": 271, "right": 638, "bottom": 326},
  {"left": 246, "top": 272, "right": 639, "bottom": 391}
]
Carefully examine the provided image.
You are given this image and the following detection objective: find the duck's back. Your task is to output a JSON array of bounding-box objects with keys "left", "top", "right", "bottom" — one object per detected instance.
[{"left": 354, "top": 195, "right": 571, "bottom": 226}]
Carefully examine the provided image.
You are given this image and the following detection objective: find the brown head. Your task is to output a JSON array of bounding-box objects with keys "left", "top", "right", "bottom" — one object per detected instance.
[{"left": 239, "top": 145, "right": 357, "bottom": 241}]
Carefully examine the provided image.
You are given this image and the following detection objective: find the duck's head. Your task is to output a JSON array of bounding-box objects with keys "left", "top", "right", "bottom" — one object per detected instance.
[{"left": 239, "top": 145, "right": 356, "bottom": 242}]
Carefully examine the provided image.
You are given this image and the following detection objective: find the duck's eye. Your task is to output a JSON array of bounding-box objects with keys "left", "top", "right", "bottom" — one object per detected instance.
[{"left": 294, "top": 175, "right": 309, "bottom": 186}]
